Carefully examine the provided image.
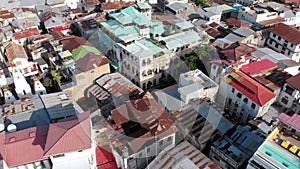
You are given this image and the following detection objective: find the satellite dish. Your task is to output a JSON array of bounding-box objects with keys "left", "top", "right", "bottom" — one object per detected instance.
[
  {"left": 0, "top": 123, "right": 4, "bottom": 132},
  {"left": 7, "top": 124, "right": 17, "bottom": 132}
]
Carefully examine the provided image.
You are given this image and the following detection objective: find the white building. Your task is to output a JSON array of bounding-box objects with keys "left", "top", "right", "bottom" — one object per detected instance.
[
  {"left": 104, "top": 6, "right": 201, "bottom": 89},
  {"left": 0, "top": 112, "right": 96, "bottom": 169},
  {"left": 238, "top": 7, "right": 278, "bottom": 23},
  {"left": 278, "top": 73, "right": 300, "bottom": 108},
  {"left": 266, "top": 23, "right": 300, "bottom": 62},
  {"left": 11, "top": 65, "right": 32, "bottom": 99},
  {"left": 219, "top": 71, "right": 276, "bottom": 123},
  {"left": 178, "top": 69, "right": 218, "bottom": 103}
]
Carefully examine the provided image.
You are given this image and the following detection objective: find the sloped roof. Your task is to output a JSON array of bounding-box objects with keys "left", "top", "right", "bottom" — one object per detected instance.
[
  {"left": 75, "top": 52, "right": 110, "bottom": 73},
  {"left": 221, "top": 42, "right": 255, "bottom": 61},
  {"left": 13, "top": 27, "right": 39, "bottom": 40},
  {"left": 72, "top": 45, "right": 101, "bottom": 61},
  {"left": 225, "top": 18, "right": 250, "bottom": 28},
  {"left": 5, "top": 43, "right": 27, "bottom": 61},
  {"left": 279, "top": 113, "right": 300, "bottom": 130},
  {"left": 43, "top": 112, "right": 91, "bottom": 156},
  {"left": 101, "top": 1, "right": 134, "bottom": 11},
  {"left": 0, "top": 112, "right": 91, "bottom": 167},
  {"left": 225, "top": 71, "right": 276, "bottom": 106},
  {"left": 286, "top": 73, "right": 300, "bottom": 91},
  {"left": 61, "top": 36, "right": 93, "bottom": 52},
  {"left": 240, "top": 59, "right": 278, "bottom": 75},
  {"left": 270, "top": 23, "right": 300, "bottom": 45}
]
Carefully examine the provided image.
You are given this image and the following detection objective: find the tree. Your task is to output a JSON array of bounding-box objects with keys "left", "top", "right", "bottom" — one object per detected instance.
[
  {"left": 192, "top": 0, "right": 209, "bottom": 7},
  {"left": 184, "top": 54, "right": 198, "bottom": 70},
  {"left": 51, "top": 69, "right": 62, "bottom": 84},
  {"left": 193, "top": 44, "right": 216, "bottom": 73}
]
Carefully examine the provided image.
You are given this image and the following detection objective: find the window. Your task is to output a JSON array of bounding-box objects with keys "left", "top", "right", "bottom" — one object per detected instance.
[
  {"left": 281, "top": 97, "right": 288, "bottom": 105},
  {"left": 251, "top": 103, "right": 256, "bottom": 109},
  {"left": 275, "top": 43, "right": 279, "bottom": 48},
  {"left": 167, "top": 136, "right": 172, "bottom": 142},
  {"left": 139, "top": 152, "right": 143, "bottom": 157},
  {"left": 243, "top": 98, "right": 248, "bottom": 103},
  {"left": 237, "top": 93, "right": 242, "bottom": 98},
  {"left": 147, "top": 147, "right": 150, "bottom": 153},
  {"left": 53, "top": 154, "right": 65, "bottom": 158},
  {"left": 231, "top": 88, "right": 235, "bottom": 93},
  {"left": 278, "top": 36, "right": 281, "bottom": 41},
  {"left": 213, "top": 65, "right": 217, "bottom": 70},
  {"left": 285, "top": 85, "right": 294, "bottom": 95},
  {"left": 272, "top": 33, "right": 276, "bottom": 38},
  {"left": 159, "top": 140, "right": 163, "bottom": 146}
]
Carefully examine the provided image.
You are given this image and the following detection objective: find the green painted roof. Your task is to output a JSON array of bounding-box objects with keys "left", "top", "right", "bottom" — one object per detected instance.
[
  {"left": 110, "top": 61, "right": 119, "bottom": 69},
  {"left": 175, "top": 21, "right": 194, "bottom": 30},
  {"left": 71, "top": 45, "right": 100, "bottom": 61},
  {"left": 162, "top": 31, "right": 201, "bottom": 50},
  {"left": 150, "top": 25, "right": 165, "bottom": 35},
  {"left": 133, "top": 16, "right": 151, "bottom": 26},
  {"left": 121, "top": 6, "right": 140, "bottom": 16},
  {"left": 137, "top": 2, "right": 151, "bottom": 9},
  {"left": 122, "top": 39, "right": 169, "bottom": 59},
  {"left": 260, "top": 141, "right": 300, "bottom": 169},
  {"left": 59, "top": 50, "right": 72, "bottom": 58}
]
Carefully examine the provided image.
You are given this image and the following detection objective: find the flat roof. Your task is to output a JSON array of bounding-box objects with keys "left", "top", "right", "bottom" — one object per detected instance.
[
  {"left": 162, "top": 30, "right": 201, "bottom": 50},
  {"left": 122, "top": 38, "right": 169, "bottom": 58},
  {"left": 258, "top": 141, "right": 300, "bottom": 169}
]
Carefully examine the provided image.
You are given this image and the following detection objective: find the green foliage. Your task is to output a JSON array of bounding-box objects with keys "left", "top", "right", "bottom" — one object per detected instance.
[
  {"left": 43, "top": 78, "right": 53, "bottom": 88},
  {"left": 192, "top": 0, "right": 209, "bottom": 7},
  {"left": 193, "top": 44, "right": 215, "bottom": 72},
  {"left": 184, "top": 54, "right": 198, "bottom": 70},
  {"left": 51, "top": 69, "right": 62, "bottom": 84}
]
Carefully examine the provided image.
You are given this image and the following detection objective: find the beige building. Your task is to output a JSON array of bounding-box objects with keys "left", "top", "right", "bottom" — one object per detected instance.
[{"left": 63, "top": 52, "right": 110, "bottom": 100}]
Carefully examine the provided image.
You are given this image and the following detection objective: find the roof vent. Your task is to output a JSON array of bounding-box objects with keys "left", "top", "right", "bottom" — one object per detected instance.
[{"left": 8, "top": 137, "right": 15, "bottom": 143}]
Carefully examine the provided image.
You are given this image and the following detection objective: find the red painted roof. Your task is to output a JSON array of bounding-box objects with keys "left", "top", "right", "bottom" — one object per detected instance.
[
  {"left": 270, "top": 23, "right": 300, "bottom": 45},
  {"left": 43, "top": 112, "right": 91, "bottom": 156},
  {"left": 13, "top": 28, "right": 39, "bottom": 40},
  {"left": 61, "top": 36, "right": 93, "bottom": 52},
  {"left": 97, "top": 162, "right": 118, "bottom": 169},
  {"left": 96, "top": 146, "right": 114, "bottom": 165},
  {"left": 227, "top": 71, "right": 276, "bottom": 106},
  {"left": 279, "top": 113, "right": 300, "bottom": 130},
  {"left": 286, "top": 73, "right": 300, "bottom": 91},
  {"left": 240, "top": 59, "right": 278, "bottom": 75},
  {"left": 0, "top": 112, "right": 91, "bottom": 167}
]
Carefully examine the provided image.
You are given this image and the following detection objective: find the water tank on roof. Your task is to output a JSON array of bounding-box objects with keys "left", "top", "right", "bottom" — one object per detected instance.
[
  {"left": 7, "top": 124, "right": 17, "bottom": 132},
  {"left": 0, "top": 123, "right": 4, "bottom": 132}
]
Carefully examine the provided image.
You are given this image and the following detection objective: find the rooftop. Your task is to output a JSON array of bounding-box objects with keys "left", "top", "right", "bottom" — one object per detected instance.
[
  {"left": 2, "top": 95, "right": 50, "bottom": 130},
  {"left": 213, "top": 125, "right": 265, "bottom": 166},
  {"left": 40, "top": 92, "right": 82, "bottom": 121},
  {"left": 5, "top": 43, "right": 27, "bottom": 61},
  {"left": 224, "top": 71, "right": 276, "bottom": 106},
  {"left": 61, "top": 36, "right": 93, "bottom": 52},
  {"left": 71, "top": 45, "right": 101, "bottom": 61},
  {"left": 221, "top": 42, "right": 255, "bottom": 61},
  {"left": 75, "top": 52, "right": 110, "bottom": 73},
  {"left": 121, "top": 38, "right": 169, "bottom": 59},
  {"left": 101, "top": 1, "right": 134, "bottom": 11},
  {"left": 240, "top": 59, "right": 278, "bottom": 75},
  {"left": 90, "top": 73, "right": 143, "bottom": 101},
  {"left": 286, "top": 73, "right": 300, "bottom": 91},
  {"left": 147, "top": 141, "right": 221, "bottom": 169},
  {"left": 13, "top": 27, "right": 39, "bottom": 40},
  {"left": 270, "top": 23, "right": 300, "bottom": 45},
  {"left": 179, "top": 69, "right": 218, "bottom": 88},
  {"left": 162, "top": 30, "right": 201, "bottom": 50},
  {"left": 109, "top": 92, "right": 178, "bottom": 155},
  {"left": 0, "top": 112, "right": 91, "bottom": 167}
]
